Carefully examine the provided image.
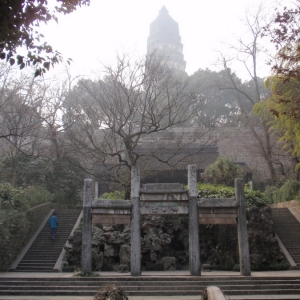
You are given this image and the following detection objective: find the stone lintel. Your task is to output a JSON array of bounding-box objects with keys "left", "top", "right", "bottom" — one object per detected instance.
[
  {"left": 199, "top": 213, "right": 237, "bottom": 218},
  {"left": 92, "top": 208, "right": 131, "bottom": 215},
  {"left": 140, "top": 205, "right": 189, "bottom": 215},
  {"left": 141, "top": 183, "right": 186, "bottom": 191},
  {"left": 92, "top": 199, "right": 131, "bottom": 208},
  {"left": 199, "top": 207, "right": 238, "bottom": 214},
  {"left": 140, "top": 190, "right": 188, "bottom": 194},
  {"left": 140, "top": 193, "right": 188, "bottom": 201},
  {"left": 92, "top": 214, "right": 130, "bottom": 225},
  {"left": 197, "top": 198, "right": 238, "bottom": 208},
  {"left": 141, "top": 200, "right": 188, "bottom": 206},
  {"left": 199, "top": 217, "right": 237, "bottom": 225}
]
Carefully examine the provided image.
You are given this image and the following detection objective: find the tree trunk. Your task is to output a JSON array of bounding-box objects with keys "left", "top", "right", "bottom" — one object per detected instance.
[{"left": 124, "top": 184, "right": 131, "bottom": 200}]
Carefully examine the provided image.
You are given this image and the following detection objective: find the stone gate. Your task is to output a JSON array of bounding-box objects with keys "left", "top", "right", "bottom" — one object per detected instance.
[{"left": 81, "top": 165, "right": 251, "bottom": 276}]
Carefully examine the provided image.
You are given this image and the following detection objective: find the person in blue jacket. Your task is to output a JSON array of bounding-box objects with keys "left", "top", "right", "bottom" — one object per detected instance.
[{"left": 48, "top": 212, "right": 58, "bottom": 240}]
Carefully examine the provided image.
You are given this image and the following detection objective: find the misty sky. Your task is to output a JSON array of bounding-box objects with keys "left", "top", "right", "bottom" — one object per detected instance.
[{"left": 41, "top": 0, "right": 290, "bottom": 80}]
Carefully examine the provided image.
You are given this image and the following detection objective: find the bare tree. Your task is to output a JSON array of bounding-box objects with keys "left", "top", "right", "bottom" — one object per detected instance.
[
  {"left": 64, "top": 53, "right": 212, "bottom": 197},
  {"left": 0, "top": 64, "right": 45, "bottom": 184},
  {"left": 216, "top": 5, "right": 285, "bottom": 184},
  {"left": 0, "top": 62, "right": 82, "bottom": 187}
]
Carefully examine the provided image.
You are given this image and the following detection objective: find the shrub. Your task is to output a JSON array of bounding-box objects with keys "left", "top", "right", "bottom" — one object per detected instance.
[
  {"left": 264, "top": 180, "right": 300, "bottom": 204},
  {"left": 99, "top": 191, "right": 125, "bottom": 200},
  {"left": 203, "top": 156, "right": 244, "bottom": 186},
  {"left": 269, "top": 262, "right": 290, "bottom": 271},
  {"left": 103, "top": 184, "right": 270, "bottom": 209},
  {"left": 197, "top": 183, "right": 270, "bottom": 209},
  {"left": 93, "top": 284, "right": 128, "bottom": 300},
  {"left": 244, "top": 188, "right": 270, "bottom": 209},
  {"left": 45, "top": 158, "right": 84, "bottom": 207},
  {"left": 0, "top": 183, "right": 53, "bottom": 211},
  {"left": 73, "top": 269, "right": 99, "bottom": 277}
]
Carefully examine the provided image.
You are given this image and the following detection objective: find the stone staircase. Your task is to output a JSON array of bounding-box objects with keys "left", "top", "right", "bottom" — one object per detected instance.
[
  {"left": 1, "top": 276, "right": 300, "bottom": 298},
  {"left": 271, "top": 207, "right": 300, "bottom": 267},
  {"left": 12, "top": 209, "right": 82, "bottom": 272}
]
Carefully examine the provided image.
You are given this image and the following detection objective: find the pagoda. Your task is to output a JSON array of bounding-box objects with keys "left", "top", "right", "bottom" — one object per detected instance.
[{"left": 147, "top": 6, "right": 186, "bottom": 71}]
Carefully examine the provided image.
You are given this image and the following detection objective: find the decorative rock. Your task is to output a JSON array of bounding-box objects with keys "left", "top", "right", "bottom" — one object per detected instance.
[
  {"left": 150, "top": 250, "right": 157, "bottom": 262},
  {"left": 65, "top": 208, "right": 285, "bottom": 272},
  {"left": 92, "top": 251, "right": 103, "bottom": 271},
  {"left": 202, "top": 264, "right": 212, "bottom": 271},
  {"left": 118, "top": 264, "right": 129, "bottom": 273},
  {"left": 103, "top": 226, "right": 114, "bottom": 232},
  {"left": 160, "top": 256, "right": 176, "bottom": 271},
  {"left": 160, "top": 233, "right": 171, "bottom": 245},
  {"left": 92, "top": 226, "right": 104, "bottom": 245},
  {"left": 104, "top": 244, "right": 116, "bottom": 257},
  {"left": 152, "top": 237, "right": 162, "bottom": 251},
  {"left": 119, "top": 244, "right": 130, "bottom": 266}
]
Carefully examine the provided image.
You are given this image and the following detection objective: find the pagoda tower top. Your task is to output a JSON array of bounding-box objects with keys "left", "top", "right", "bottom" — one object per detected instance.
[{"left": 147, "top": 6, "right": 186, "bottom": 71}]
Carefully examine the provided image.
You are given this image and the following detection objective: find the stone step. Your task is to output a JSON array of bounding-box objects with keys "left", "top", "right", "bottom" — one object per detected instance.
[
  {"left": 2, "top": 282, "right": 300, "bottom": 289},
  {"left": 0, "top": 278, "right": 288, "bottom": 283},
  {"left": 34, "top": 235, "right": 74, "bottom": 238},
  {"left": 17, "top": 262, "right": 56, "bottom": 267},
  {"left": 27, "top": 244, "right": 66, "bottom": 248},
  {"left": 273, "top": 227, "right": 300, "bottom": 229},
  {"left": 271, "top": 207, "right": 300, "bottom": 268},
  {"left": 23, "top": 252, "right": 60, "bottom": 257},
  {"left": 13, "top": 208, "right": 82, "bottom": 272},
  {"left": 1, "top": 286, "right": 300, "bottom": 297},
  {"left": 3, "top": 274, "right": 300, "bottom": 280},
  {"left": 273, "top": 221, "right": 298, "bottom": 223},
  {"left": 16, "top": 267, "right": 56, "bottom": 271},
  {"left": 23, "top": 254, "right": 62, "bottom": 258},
  {"left": 18, "top": 260, "right": 57, "bottom": 264},
  {"left": 26, "top": 248, "right": 62, "bottom": 255}
]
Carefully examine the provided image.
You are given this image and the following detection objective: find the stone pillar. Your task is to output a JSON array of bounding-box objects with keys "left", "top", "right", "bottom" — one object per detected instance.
[
  {"left": 81, "top": 178, "right": 92, "bottom": 273},
  {"left": 235, "top": 178, "right": 251, "bottom": 276},
  {"left": 130, "top": 165, "right": 141, "bottom": 276},
  {"left": 188, "top": 165, "right": 201, "bottom": 276},
  {"left": 94, "top": 181, "right": 99, "bottom": 200}
]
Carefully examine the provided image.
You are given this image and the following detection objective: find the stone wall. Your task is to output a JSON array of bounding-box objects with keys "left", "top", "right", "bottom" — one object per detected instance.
[
  {"left": 214, "top": 127, "right": 291, "bottom": 184},
  {"left": 215, "top": 128, "right": 269, "bottom": 182},
  {"left": 155, "top": 127, "right": 291, "bottom": 185}
]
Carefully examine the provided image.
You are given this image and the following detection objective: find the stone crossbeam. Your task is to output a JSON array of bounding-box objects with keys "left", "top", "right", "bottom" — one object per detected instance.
[
  {"left": 198, "top": 198, "right": 239, "bottom": 225},
  {"left": 91, "top": 200, "right": 131, "bottom": 225},
  {"left": 140, "top": 183, "right": 189, "bottom": 215},
  {"left": 197, "top": 198, "right": 238, "bottom": 207}
]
